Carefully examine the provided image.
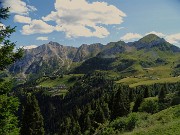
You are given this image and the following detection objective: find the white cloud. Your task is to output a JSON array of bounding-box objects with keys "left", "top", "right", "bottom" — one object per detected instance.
[
  {"left": 21, "top": 20, "right": 55, "bottom": 35},
  {"left": 145, "top": 31, "right": 166, "bottom": 37},
  {"left": 0, "top": 23, "right": 6, "bottom": 30},
  {"left": 36, "top": 37, "right": 48, "bottom": 41},
  {"left": 42, "top": 0, "right": 126, "bottom": 38},
  {"left": 2, "top": 0, "right": 37, "bottom": 15},
  {"left": 27, "top": 5, "right": 37, "bottom": 12},
  {"left": 14, "top": 15, "right": 31, "bottom": 24},
  {"left": 21, "top": 45, "right": 38, "bottom": 50},
  {"left": 121, "top": 33, "right": 143, "bottom": 41},
  {"left": 165, "top": 33, "right": 180, "bottom": 44},
  {"left": 116, "top": 27, "right": 125, "bottom": 30},
  {"left": 113, "top": 26, "right": 124, "bottom": 30}
]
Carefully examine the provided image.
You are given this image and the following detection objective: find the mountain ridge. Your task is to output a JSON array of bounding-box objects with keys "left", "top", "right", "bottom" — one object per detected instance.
[{"left": 10, "top": 34, "right": 180, "bottom": 77}]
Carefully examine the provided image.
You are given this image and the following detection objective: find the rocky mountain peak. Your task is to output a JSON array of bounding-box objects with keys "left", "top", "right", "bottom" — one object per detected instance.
[
  {"left": 73, "top": 43, "right": 104, "bottom": 62},
  {"left": 10, "top": 34, "right": 180, "bottom": 75},
  {"left": 48, "top": 41, "right": 60, "bottom": 45},
  {"left": 139, "top": 34, "right": 163, "bottom": 43},
  {"left": 131, "top": 34, "right": 169, "bottom": 50}
]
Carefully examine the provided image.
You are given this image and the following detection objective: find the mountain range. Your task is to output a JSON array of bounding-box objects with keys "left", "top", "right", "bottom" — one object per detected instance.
[{"left": 9, "top": 34, "right": 180, "bottom": 78}]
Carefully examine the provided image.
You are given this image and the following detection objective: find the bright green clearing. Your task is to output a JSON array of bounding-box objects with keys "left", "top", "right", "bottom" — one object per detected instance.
[
  {"left": 122, "top": 105, "right": 180, "bottom": 135},
  {"left": 38, "top": 74, "right": 83, "bottom": 87},
  {"left": 116, "top": 77, "right": 180, "bottom": 87}
]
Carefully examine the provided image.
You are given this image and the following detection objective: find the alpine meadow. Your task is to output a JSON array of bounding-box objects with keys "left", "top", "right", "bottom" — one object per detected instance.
[{"left": 0, "top": 0, "right": 180, "bottom": 135}]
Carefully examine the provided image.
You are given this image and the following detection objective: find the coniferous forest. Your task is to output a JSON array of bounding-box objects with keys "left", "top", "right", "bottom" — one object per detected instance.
[
  {"left": 16, "top": 72, "right": 180, "bottom": 135},
  {"left": 0, "top": 4, "right": 180, "bottom": 135}
]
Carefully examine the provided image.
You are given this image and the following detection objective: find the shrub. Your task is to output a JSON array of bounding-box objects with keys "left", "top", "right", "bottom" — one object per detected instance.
[
  {"left": 126, "top": 113, "right": 138, "bottom": 131},
  {"left": 139, "top": 98, "right": 158, "bottom": 114},
  {"left": 99, "top": 127, "right": 116, "bottom": 135},
  {"left": 110, "top": 117, "right": 127, "bottom": 132},
  {"left": 171, "top": 96, "right": 180, "bottom": 106},
  {"left": 108, "top": 113, "right": 139, "bottom": 132}
]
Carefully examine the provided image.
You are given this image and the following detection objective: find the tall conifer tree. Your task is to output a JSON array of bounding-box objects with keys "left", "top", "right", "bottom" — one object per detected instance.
[
  {"left": 132, "top": 95, "right": 144, "bottom": 112},
  {"left": 111, "top": 86, "right": 130, "bottom": 119},
  {"left": 0, "top": 5, "right": 23, "bottom": 135},
  {"left": 20, "top": 95, "right": 45, "bottom": 135}
]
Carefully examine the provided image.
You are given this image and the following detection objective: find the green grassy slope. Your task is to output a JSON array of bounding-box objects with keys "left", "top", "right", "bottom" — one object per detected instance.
[
  {"left": 73, "top": 47, "right": 180, "bottom": 76},
  {"left": 122, "top": 105, "right": 180, "bottom": 135},
  {"left": 116, "top": 77, "right": 180, "bottom": 87},
  {"left": 37, "top": 74, "right": 83, "bottom": 88},
  {"left": 34, "top": 41, "right": 180, "bottom": 88},
  {"left": 39, "top": 49, "right": 180, "bottom": 88},
  {"left": 112, "top": 49, "right": 180, "bottom": 87}
]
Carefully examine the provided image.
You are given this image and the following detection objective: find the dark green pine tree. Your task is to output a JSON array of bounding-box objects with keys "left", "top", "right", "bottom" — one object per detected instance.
[
  {"left": 94, "top": 105, "right": 106, "bottom": 124},
  {"left": 0, "top": 7, "right": 23, "bottom": 70},
  {"left": 79, "top": 104, "right": 92, "bottom": 133},
  {"left": 59, "top": 118, "right": 69, "bottom": 135},
  {"left": 73, "top": 106, "right": 81, "bottom": 121},
  {"left": 0, "top": 82, "right": 20, "bottom": 135},
  {"left": 59, "top": 117, "right": 76, "bottom": 135},
  {"left": 178, "top": 86, "right": 180, "bottom": 96},
  {"left": 83, "top": 114, "right": 91, "bottom": 133},
  {"left": 143, "top": 87, "right": 150, "bottom": 98},
  {"left": 111, "top": 86, "right": 130, "bottom": 119},
  {"left": 132, "top": 95, "right": 143, "bottom": 112},
  {"left": 102, "top": 102, "right": 110, "bottom": 120},
  {"left": 71, "top": 117, "right": 81, "bottom": 135},
  {"left": 129, "top": 89, "right": 134, "bottom": 102},
  {"left": 20, "top": 95, "right": 45, "bottom": 135},
  {"left": 158, "top": 87, "right": 166, "bottom": 103},
  {"left": 0, "top": 6, "right": 23, "bottom": 135}
]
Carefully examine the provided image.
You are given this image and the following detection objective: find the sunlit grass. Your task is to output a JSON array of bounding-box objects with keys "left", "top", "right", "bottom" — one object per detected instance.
[{"left": 116, "top": 77, "right": 180, "bottom": 87}]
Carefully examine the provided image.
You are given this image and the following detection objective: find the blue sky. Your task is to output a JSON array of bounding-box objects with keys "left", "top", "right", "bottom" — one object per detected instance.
[{"left": 1, "top": 0, "right": 180, "bottom": 49}]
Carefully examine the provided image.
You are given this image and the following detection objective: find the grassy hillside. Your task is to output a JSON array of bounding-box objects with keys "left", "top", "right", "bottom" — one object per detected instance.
[
  {"left": 17, "top": 47, "right": 179, "bottom": 89},
  {"left": 110, "top": 49, "right": 180, "bottom": 87},
  {"left": 37, "top": 74, "right": 83, "bottom": 88},
  {"left": 73, "top": 48, "right": 180, "bottom": 78},
  {"left": 15, "top": 70, "right": 180, "bottom": 135},
  {"left": 122, "top": 105, "right": 180, "bottom": 135},
  {"left": 116, "top": 76, "right": 180, "bottom": 87}
]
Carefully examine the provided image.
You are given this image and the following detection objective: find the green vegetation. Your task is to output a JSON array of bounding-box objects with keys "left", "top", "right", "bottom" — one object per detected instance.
[
  {"left": 95, "top": 104, "right": 180, "bottom": 135},
  {"left": 139, "top": 97, "right": 159, "bottom": 114},
  {"left": 20, "top": 95, "right": 44, "bottom": 135},
  {"left": 0, "top": 6, "right": 180, "bottom": 135},
  {"left": 139, "top": 34, "right": 161, "bottom": 43},
  {"left": 0, "top": 6, "right": 23, "bottom": 135},
  {"left": 72, "top": 44, "right": 180, "bottom": 89},
  {"left": 38, "top": 74, "right": 83, "bottom": 87},
  {"left": 122, "top": 105, "right": 180, "bottom": 135},
  {"left": 13, "top": 71, "right": 180, "bottom": 135},
  {"left": 0, "top": 82, "right": 20, "bottom": 135},
  {"left": 117, "top": 77, "right": 180, "bottom": 87}
]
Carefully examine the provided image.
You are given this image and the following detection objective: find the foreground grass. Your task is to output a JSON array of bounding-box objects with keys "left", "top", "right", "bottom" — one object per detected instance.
[{"left": 122, "top": 105, "right": 180, "bottom": 135}]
